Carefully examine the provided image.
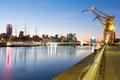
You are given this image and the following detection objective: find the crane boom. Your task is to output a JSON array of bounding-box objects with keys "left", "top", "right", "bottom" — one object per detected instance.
[
  {"left": 82, "top": 7, "right": 115, "bottom": 44},
  {"left": 95, "top": 8, "right": 110, "bottom": 18},
  {"left": 82, "top": 7, "right": 112, "bottom": 25},
  {"left": 91, "top": 10, "right": 107, "bottom": 25}
]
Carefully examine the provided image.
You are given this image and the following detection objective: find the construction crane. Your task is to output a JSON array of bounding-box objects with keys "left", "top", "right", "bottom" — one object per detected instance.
[{"left": 82, "top": 7, "right": 115, "bottom": 44}]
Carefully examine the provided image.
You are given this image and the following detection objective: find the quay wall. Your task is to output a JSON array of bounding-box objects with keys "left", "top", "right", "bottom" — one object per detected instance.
[{"left": 53, "top": 47, "right": 102, "bottom": 80}]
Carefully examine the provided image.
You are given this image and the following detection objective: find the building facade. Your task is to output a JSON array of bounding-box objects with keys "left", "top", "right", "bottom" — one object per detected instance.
[{"left": 6, "top": 24, "right": 13, "bottom": 38}]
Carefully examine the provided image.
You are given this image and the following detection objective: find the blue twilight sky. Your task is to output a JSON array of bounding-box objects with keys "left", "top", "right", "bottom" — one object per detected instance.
[{"left": 0, "top": 0, "right": 120, "bottom": 41}]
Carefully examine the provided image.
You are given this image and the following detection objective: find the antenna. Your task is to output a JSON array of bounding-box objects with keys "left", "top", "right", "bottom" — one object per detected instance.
[
  {"left": 15, "top": 24, "right": 17, "bottom": 36},
  {"left": 25, "top": 24, "right": 26, "bottom": 36},
  {"left": 35, "top": 25, "right": 37, "bottom": 35}
]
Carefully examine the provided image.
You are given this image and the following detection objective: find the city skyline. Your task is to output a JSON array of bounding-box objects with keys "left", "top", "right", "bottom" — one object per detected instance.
[{"left": 0, "top": 0, "right": 120, "bottom": 41}]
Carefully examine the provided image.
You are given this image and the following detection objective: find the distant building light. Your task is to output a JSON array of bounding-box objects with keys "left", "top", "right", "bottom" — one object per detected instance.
[
  {"left": 90, "top": 37, "right": 96, "bottom": 43},
  {"left": 7, "top": 24, "right": 13, "bottom": 28}
]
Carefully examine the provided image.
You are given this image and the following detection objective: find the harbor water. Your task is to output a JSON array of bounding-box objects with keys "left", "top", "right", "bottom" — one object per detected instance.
[{"left": 0, "top": 46, "right": 94, "bottom": 80}]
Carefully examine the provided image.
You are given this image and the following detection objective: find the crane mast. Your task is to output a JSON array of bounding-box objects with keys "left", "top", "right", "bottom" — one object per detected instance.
[{"left": 82, "top": 7, "right": 115, "bottom": 44}]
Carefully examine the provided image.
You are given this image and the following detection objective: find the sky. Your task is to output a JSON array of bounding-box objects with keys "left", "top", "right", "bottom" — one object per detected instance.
[{"left": 0, "top": 0, "right": 120, "bottom": 41}]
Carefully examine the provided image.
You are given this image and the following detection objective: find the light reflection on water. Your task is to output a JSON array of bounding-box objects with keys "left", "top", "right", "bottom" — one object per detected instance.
[{"left": 0, "top": 46, "right": 93, "bottom": 80}]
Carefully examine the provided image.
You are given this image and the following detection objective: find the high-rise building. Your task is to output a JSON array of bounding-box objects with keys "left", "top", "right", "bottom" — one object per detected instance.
[
  {"left": 19, "top": 31, "right": 24, "bottom": 38},
  {"left": 6, "top": 24, "right": 13, "bottom": 38}
]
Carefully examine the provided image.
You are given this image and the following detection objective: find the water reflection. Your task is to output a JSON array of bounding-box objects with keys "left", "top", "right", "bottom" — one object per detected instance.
[
  {"left": 0, "top": 47, "right": 12, "bottom": 80},
  {"left": 91, "top": 46, "right": 95, "bottom": 53},
  {"left": 47, "top": 43, "right": 57, "bottom": 55},
  {"left": 0, "top": 46, "right": 92, "bottom": 80}
]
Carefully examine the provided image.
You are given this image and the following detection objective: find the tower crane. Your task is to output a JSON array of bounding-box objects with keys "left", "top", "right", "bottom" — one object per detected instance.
[{"left": 82, "top": 7, "right": 115, "bottom": 44}]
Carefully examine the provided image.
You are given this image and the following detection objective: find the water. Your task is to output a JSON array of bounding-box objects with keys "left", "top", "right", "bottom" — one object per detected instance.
[{"left": 0, "top": 46, "right": 93, "bottom": 80}]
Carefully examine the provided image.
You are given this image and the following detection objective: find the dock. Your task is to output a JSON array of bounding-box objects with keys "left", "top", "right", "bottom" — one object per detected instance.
[
  {"left": 52, "top": 52, "right": 96, "bottom": 80},
  {"left": 53, "top": 45, "right": 120, "bottom": 80}
]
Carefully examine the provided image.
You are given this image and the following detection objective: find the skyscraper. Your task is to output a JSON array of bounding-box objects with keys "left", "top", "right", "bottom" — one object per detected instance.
[{"left": 6, "top": 24, "right": 13, "bottom": 38}]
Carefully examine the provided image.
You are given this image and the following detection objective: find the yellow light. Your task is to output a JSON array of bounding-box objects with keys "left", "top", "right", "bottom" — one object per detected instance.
[
  {"left": 109, "top": 24, "right": 114, "bottom": 30},
  {"left": 105, "top": 35, "right": 110, "bottom": 44}
]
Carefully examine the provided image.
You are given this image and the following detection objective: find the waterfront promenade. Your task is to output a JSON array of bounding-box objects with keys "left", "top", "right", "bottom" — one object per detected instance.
[
  {"left": 105, "top": 46, "right": 120, "bottom": 80},
  {"left": 52, "top": 52, "right": 96, "bottom": 80},
  {"left": 53, "top": 45, "right": 120, "bottom": 80}
]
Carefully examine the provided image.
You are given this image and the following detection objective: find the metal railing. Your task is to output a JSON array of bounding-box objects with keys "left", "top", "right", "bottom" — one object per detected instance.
[{"left": 82, "top": 46, "right": 106, "bottom": 80}]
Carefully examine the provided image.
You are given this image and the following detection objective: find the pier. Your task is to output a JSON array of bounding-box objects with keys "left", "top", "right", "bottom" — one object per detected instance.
[
  {"left": 52, "top": 45, "right": 120, "bottom": 80},
  {"left": 52, "top": 51, "right": 96, "bottom": 80}
]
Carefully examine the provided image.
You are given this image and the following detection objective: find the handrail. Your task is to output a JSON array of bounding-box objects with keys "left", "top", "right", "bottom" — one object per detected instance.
[{"left": 82, "top": 46, "right": 106, "bottom": 80}]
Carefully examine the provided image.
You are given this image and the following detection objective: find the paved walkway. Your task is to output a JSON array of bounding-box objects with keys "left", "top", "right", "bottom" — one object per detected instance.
[{"left": 105, "top": 46, "right": 120, "bottom": 80}]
